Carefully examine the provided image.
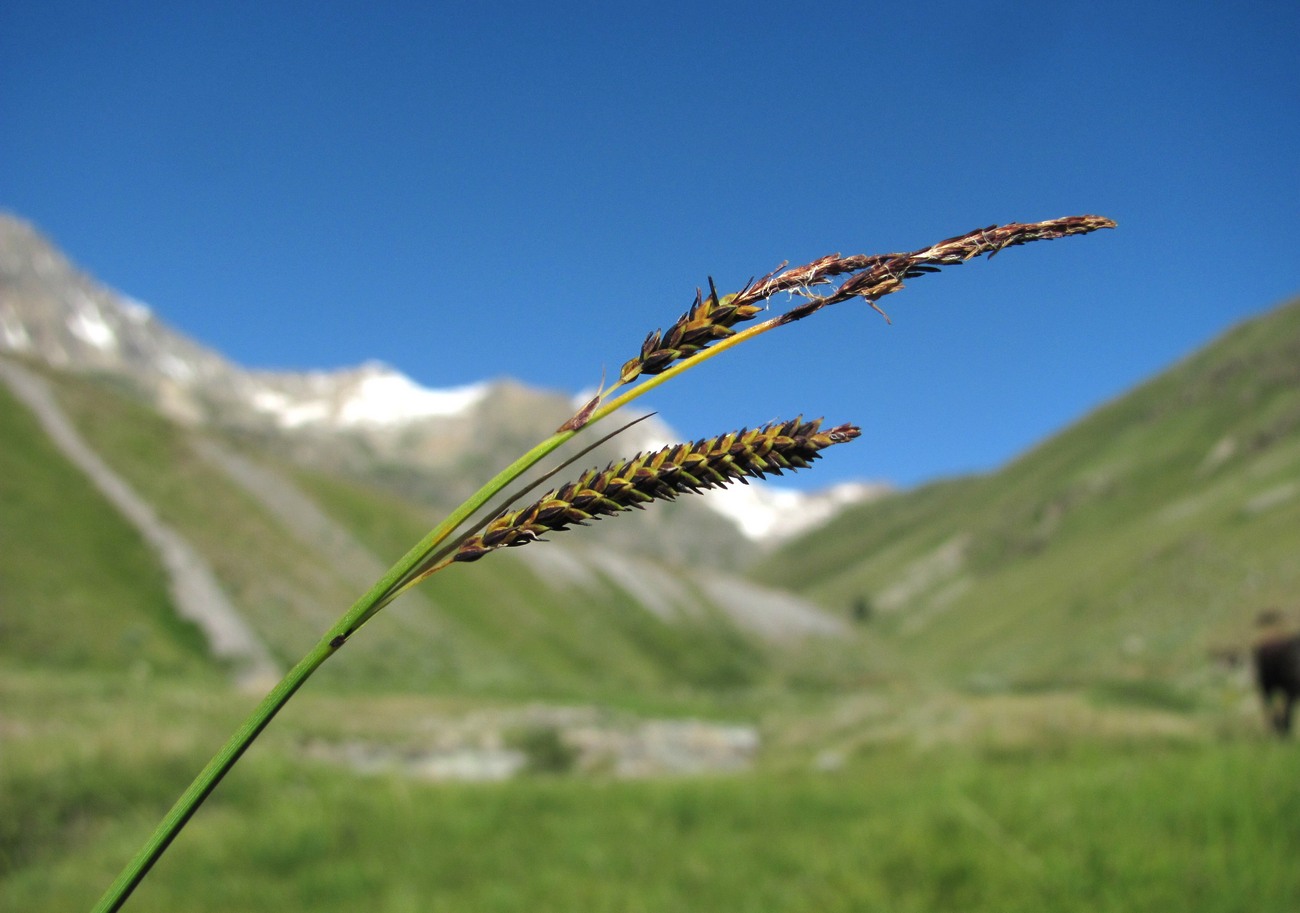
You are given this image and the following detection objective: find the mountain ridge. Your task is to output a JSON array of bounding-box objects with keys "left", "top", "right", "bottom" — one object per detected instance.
[
  {"left": 0, "top": 211, "right": 881, "bottom": 551},
  {"left": 2, "top": 350, "right": 880, "bottom": 697},
  {"left": 1, "top": 211, "right": 884, "bottom": 698}
]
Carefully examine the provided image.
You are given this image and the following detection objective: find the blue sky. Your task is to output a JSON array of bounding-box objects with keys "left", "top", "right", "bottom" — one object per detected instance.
[{"left": 3, "top": 1, "right": 1298, "bottom": 489}]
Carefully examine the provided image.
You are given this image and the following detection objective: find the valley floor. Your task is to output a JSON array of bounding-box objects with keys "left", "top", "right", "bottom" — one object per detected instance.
[{"left": 4, "top": 668, "right": 1297, "bottom": 913}]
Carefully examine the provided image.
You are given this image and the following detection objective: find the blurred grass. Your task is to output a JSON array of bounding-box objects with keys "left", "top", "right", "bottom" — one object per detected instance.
[
  {"left": 3, "top": 663, "right": 1293, "bottom": 913},
  {"left": 6, "top": 701, "right": 1297, "bottom": 912}
]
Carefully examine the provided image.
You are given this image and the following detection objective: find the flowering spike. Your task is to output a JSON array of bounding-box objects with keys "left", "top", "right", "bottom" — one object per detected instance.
[
  {"left": 620, "top": 215, "right": 1115, "bottom": 378},
  {"left": 453, "top": 418, "right": 861, "bottom": 562}
]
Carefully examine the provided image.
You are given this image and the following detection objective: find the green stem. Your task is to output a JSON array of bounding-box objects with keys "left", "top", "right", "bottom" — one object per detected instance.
[
  {"left": 91, "top": 311, "right": 784, "bottom": 913},
  {"left": 588, "top": 308, "right": 786, "bottom": 424},
  {"left": 90, "top": 429, "right": 587, "bottom": 912},
  {"left": 90, "top": 638, "right": 335, "bottom": 913}
]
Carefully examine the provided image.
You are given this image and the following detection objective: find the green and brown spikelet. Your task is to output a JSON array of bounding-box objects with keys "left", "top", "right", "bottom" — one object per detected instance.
[
  {"left": 454, "top": 417, "right": 860, "bottom": 562},
  {"left": 619, "top": 278, "right": 766, "bottom": 384}
]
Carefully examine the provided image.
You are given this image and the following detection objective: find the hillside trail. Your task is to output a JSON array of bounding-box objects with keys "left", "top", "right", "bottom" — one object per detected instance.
[{"left": 0, "top": 357, "right": 280, "bottom": 688}]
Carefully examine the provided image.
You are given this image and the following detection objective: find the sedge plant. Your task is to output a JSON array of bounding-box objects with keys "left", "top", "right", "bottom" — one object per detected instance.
[{"left": 91, "top": 214, "right": 1115, "bottom": 912}]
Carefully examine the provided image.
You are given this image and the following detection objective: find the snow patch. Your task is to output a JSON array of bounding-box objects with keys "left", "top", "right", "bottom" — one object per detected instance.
[
  {"left": 337, "top": 368, "right": 488, "bottom": 426},
  {"left": 706, "top": 483, "right": 802, "bottom": 540},
  {"left": 67, "top": 296, "right": 117, "bottom": 350},
  {"left": 571, "top": 387, "right": 599, "bottom": 410},
  {"left": 626, "top": 418, "right": 677, "bottom": 454},
  {"left": 250, "top": 389, "right": 291, "bottom": 412},
  {"left": 0, "top": 307, "right": 31, "bottom": 351},
  {"left": 247, "top": 364, "right": 488, "bottom": 429},
  {"left": 250, "top": 389, "right": 332, "bottom": 428},
  {"left": 706, "top": 481, "right": 885, "bottom": 542}
]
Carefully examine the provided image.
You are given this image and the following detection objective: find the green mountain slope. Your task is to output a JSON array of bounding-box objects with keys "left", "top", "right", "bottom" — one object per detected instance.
[
  {"left": 3, "top": 362, "right": 865, "bottom": 704},
  {"left": 755, "top": 297, "right": 1300, "bottom": 690},
  {"left": 0, "top": 377, "right": 213, "bottom": 675}
]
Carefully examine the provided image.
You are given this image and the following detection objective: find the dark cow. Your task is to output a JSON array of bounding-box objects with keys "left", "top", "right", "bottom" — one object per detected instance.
[{"left": 1252, "top": 610, "right": 1300, "bottom": 736}]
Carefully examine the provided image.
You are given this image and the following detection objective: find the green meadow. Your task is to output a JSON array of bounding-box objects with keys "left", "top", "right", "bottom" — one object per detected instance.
[{"left": 4, "top": 668, "right": 1299, "bottom": 912}]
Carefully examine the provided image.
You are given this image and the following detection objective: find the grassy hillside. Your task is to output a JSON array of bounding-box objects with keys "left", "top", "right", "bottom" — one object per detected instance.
[
  {"left": 284, "top": 461, "right": 875, "bottom": 700},
  {"left": 756, "top": 297, "right": 1300, "bottom": 691},
  {"left": 0, "top": 377, "right": 214, "bottom": 676},
  {"left": 4, "top": 363, "right": 863, "bottom": 706}
]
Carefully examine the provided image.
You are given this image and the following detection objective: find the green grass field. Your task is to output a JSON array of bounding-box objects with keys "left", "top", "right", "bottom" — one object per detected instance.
[{"left": 5, "top": 670, "right": 1297, "bottom": 913}]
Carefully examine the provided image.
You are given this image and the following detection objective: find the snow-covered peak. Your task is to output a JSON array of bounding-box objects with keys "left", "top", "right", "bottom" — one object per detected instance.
[
  {"left": 66, "top": 292, "right": 118, "bottom": 350},
  {"left": 705, "top": 480, "right": 889, "bottom": 542},
  {"left": 336, "top": 363, "right": 488, "bottom": 426},
  {"left": 0, "top": 307, "right": 32, "bottom": 351},
  {"left": 1, "top": 210, "right": 887, "bottom": 556},
  {"left": 249, "top": 362, "right": 489, "bottom": 429}
]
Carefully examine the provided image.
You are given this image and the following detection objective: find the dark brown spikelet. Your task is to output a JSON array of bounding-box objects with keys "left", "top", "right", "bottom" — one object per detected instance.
[
  {"left": 454, "top": 417, "right": 861, "bottom": 562},
  {"left": 618, "top": 215, "right": 1115, "bottom": 382},
  {"left": 619, "top": 278, "right": 766, "bottom": 384}
]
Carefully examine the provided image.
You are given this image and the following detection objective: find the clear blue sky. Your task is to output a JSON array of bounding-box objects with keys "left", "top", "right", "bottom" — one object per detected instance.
[{"left": 3, "top": 1, "right": 1298, "bottom": 488}]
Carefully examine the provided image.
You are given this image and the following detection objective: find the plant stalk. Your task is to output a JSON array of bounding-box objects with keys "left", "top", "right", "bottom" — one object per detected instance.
[
  {"left": 91, "top": 214, "right": 1114, "bottom": 910},
  {"left": 90, "top": 639, "right": 334, "bottom": 913},
  {"left": 90, "top": 364, "right": 683, "bottom": 912}
]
